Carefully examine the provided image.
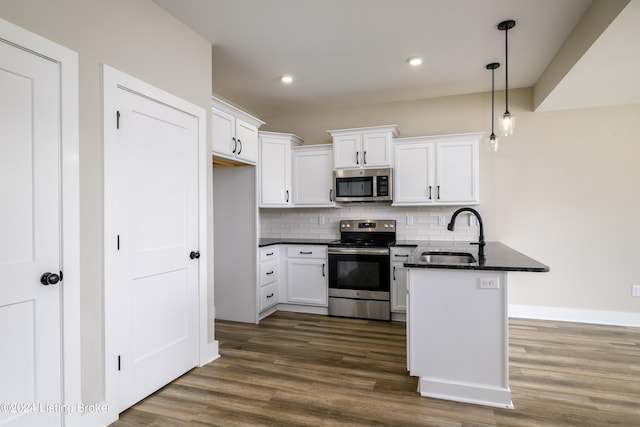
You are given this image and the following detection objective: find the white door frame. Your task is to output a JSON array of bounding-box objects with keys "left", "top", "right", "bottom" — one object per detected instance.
[
  {"left": 102, "top": 65, "right": 216, "bottom": 421},
  {"left": 0, "top": 17, "right": 81, "bottom": 427}
]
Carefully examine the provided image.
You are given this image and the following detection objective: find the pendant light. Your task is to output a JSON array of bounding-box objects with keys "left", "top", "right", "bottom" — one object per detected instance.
[
  {"left": 498, "top": 19, "right": 516, "bottom": 136},
  {"left": 486, "top": 62, "right": 500, "bottom": 152}
]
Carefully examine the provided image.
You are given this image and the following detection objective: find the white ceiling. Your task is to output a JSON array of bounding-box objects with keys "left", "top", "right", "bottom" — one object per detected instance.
[{"left": 154, "top": 0, "right": 639, "bottom": 118}]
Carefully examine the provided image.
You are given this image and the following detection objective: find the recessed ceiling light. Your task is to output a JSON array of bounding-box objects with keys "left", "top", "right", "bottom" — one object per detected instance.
[
  {"left": 407, "top": 56, "right": 423, "bottom": 66},
  {"left": 281, "top": 75, "right": 293, "bottom": 83}
]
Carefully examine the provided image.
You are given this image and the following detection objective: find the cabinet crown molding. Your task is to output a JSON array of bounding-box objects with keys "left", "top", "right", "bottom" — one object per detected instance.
[
  {"left": 259, "top": 131, "right": 304, "bottom": 146},
  {"left": 327, "top": 124, "right": 400, "bottom": 138},
  {"left": 211, "top": 96, "right": 265, "bottom": 128},
  {"left": 393, "top": 131, "right": 484, "bottom": 144}
]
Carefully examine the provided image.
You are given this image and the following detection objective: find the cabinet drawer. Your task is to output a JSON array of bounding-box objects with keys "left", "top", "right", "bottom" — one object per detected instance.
[
  {"left": 259, "top": 245, "right": 279, "bottom": 262},
  {"left": 286, "top": 245, "right": 327, "bottom": 259},
  {"left": 259, "top": 283, "right": 278, "bottom": 311},
  {"left": 391, "top": 247, "right": 414, "bottom": 261},
  {"left": 259, "top": 261, "right": 279, "bottom": 287}
]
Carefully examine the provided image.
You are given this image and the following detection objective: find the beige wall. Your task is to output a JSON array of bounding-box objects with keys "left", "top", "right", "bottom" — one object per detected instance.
[
  {"left": 0, "top": 0, "right": 212, "bottom": 404},
  {"left": 261, "top": 89, "right": 640, "bottom": 316}
]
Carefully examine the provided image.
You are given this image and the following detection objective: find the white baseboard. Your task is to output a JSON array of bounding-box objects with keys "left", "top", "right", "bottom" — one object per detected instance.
[
  {"left": 509, "top": 304, "right": 640, "bottom": 327},
  {"left": 277, "top": 304, "right": 329, "bottom": 316}
]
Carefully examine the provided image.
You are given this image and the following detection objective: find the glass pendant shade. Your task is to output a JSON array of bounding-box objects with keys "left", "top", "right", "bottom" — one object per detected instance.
[
  {"left": 488, "top": 132, "right": 498, "bottom": 152},
  {"left": 501, "top": 111, "right": 516, "bottom": 136}
]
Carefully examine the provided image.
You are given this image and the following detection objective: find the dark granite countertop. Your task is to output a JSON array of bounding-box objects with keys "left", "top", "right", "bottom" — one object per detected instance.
[
  {"left": 400, "top": 240, "right": 549, "bottom": 272},
  {"left": 259, "top": 238, "right": 336, "bottom": 247}
]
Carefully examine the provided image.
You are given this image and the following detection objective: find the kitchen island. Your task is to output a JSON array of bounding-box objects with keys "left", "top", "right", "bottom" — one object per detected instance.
[{"left": 400, "top": 241, "right": 548, "bottom": 408}]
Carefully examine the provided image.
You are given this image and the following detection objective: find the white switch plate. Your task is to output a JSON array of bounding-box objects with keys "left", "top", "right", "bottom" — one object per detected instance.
[
  {"left": 479, "top": 277, "right": 500, "bottom": 289},
  {"left": 438, "top": 215, "right": 445, "bottom": 226},
  {"left": 318, "top": 215, "right": 325, "bottom": 225},
  {"left": 469, "top": 215, "right": 478, "bottom": 227},
  {"left": 406, "top": 215, "right": 414, "bottom": 225},
  {"left": 633, "top": 285, "right": 640, "bottom": 297}
]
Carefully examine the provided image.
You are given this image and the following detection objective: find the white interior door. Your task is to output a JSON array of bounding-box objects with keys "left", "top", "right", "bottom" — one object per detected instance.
[
  {"left": 105, "top": 82, "right": 200, "bottom": 413},
  {"left": 0, "top": 37, "right": 62, "bottom": 427}
]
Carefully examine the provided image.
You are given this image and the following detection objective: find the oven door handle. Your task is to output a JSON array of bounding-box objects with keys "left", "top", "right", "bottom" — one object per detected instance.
[{"left": 328, "top": 247, "right": 390, "bottom": 255}]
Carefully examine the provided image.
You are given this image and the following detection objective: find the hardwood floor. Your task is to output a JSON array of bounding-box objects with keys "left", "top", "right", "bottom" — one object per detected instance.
[{"left": 111, "top": 312, "right": 640, "bottom": 426}]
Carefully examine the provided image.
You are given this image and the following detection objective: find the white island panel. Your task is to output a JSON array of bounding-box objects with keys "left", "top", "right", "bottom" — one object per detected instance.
[{"left": 407, "top": 268, "right": 512, "bottom": 408}]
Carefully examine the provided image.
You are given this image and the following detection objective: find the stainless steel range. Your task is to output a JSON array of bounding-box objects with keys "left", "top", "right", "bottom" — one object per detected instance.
[{"left": 328, "top": 219, "right": 396, "bottom": 321}]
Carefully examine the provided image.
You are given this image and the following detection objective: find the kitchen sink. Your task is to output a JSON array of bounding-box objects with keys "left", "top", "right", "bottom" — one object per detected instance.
[{"left": 419, "top": 251, "right": 477, "bottom": 265}]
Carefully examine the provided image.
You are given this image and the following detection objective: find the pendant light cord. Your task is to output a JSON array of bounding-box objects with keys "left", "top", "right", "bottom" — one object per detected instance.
[
  {"left": 504, "top": 26, "right": 509, "bottom": 113},
  {"left": 491, "top": 67, "right": 496, "bottom": 134}
]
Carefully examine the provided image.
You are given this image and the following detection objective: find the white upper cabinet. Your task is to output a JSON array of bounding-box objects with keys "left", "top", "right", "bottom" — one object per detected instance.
[
  {"left": 259, "top": 131, "right": 302, "bottom": 207},
  {"left": 329, "top": 125, "right": 399, "bottom": 169},
  {"left": 394, "top": 141, "right": 436, "bottom": 204},
  {"left": 291, "top": 145, "right": 335, "bottom": 207},
  {"left": 393, "top": 132, "right": 481, "bottom": 206},
  {"left": 211, "top": 96, "right": 264, "bottom": 164},
  {"left": 436, "top": 139, "right": 479, "bottom": 203}
]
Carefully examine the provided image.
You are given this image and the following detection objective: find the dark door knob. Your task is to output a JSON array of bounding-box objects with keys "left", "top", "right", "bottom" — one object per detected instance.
[
  {"left": 40, "top": 272, "right": 60, "bottom": 286},
  {"left": 189, "top": 251, "right": 200, "bottom": 260}
]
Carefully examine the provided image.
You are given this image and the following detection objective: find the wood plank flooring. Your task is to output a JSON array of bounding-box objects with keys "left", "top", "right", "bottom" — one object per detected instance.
[{"left": 111, "top": 312, "right": 640, "bottom": 426}]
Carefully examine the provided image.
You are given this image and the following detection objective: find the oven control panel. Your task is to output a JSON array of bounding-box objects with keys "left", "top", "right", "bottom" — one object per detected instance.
[{"left": 339, "top": 219, "right": 396, "bottom": 232}]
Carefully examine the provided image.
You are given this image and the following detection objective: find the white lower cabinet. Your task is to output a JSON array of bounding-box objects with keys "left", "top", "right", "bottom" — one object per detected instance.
[
  {"left": 258, "top": 246, "right": 279, "bottom": 312},
  {"left": 285, "top": 245, "right": 328, "bottom": 306},
  {"left": 390, "top": 246, "right": 413, "bottom": 314}
]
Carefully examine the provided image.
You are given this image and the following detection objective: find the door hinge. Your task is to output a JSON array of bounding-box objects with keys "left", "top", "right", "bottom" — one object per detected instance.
[
  {"left": 118, "top": 355, "right": 121, "bottom": 371},
  {"left": 116, "top": 110, "right": 121, "bottom": 129}
]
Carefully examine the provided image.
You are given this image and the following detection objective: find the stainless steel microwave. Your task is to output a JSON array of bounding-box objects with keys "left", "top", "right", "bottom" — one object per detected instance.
[{"left": 333, "top": 168, "right": 392, "bottom": 202}]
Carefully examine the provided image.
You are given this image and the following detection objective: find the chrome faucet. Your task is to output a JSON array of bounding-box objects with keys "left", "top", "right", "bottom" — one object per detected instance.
[{"left": 447, "top": 207, "right": 486, "bottom": 261}]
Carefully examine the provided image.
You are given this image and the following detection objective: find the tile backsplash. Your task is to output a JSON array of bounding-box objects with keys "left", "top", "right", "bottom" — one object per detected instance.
[{"left": 259, "top": 205, "right": 480, "bottom": 241}]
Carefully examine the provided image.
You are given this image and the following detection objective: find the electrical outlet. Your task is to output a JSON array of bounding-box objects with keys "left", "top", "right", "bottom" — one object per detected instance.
[
  {"left": 318, "top": 215, "right": 325, "bottom": 225},
  {"left": 469, "top": 215, "right": 478, "bottom": 227},
  {"left": 438, "top": 215, "right": 445, "bottom": 226},
  {"left": 633, "top": 285, "right": 640, "bottom": 297},
  {"left": 479, "top": 277, "right": 500, "bottom": 289},
  {"left": 406, "top": 215, "right": 414, "bottom": 226}
]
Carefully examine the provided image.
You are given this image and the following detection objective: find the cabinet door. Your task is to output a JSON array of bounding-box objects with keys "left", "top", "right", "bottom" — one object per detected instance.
[
  {"left": 394, "top": 142, "right": 435, "bottom": 204},
  {"left": 363, "top": 132, "right": 392, "bottom": 167},
  {"left": 260, "top": 137, "right": 290, "bottom": 206},
  {"left": 287, "top": 259, "right": 327, "bottom": 306},
  {"left": 211, "top": 107, "right": 235, "bottom": 157},
  {"left": 391, "top": 263, "right": 408, "bottom": 312},
  {"left": 235, "top": 118, "right": 258, "bottom": 164},
  {"left": 292, "top": 147, "right": 334, "bottom": 205},
  {"left": 333, "top": 134, "right": 361, "bottom": 169},
  {"left": 436, "top": 140, "right": 478, "bottom": 203}
]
